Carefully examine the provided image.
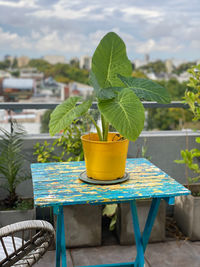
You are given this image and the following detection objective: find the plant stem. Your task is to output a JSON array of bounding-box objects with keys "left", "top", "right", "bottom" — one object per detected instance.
[
  {"left": 87, "top": 113, "right": 103, "bottom": 141},
  {"left": 101, "top": 114, "right": 109, "bottom": 141}
]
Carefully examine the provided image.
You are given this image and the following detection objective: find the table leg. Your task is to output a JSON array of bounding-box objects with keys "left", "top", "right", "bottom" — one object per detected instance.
[
  {"left": 61, "top": 206, "right": 67, "bottom": 267},
  {"left": 142, "top": 198, "right": 161, "bottom": 252},
  {"left": 130, "top": 200, "right": 144, "bottom": 267},
  {"left": 130, "top": 198, "right": 161, "bottom": 267},
  {"left": 53, "top": 206, "right": 67, "bottom": 267}
]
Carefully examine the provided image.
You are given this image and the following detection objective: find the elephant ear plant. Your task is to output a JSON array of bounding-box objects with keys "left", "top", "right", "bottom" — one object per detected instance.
[{"left": 49, "top": 32, "right": 170, "bottom": 141}]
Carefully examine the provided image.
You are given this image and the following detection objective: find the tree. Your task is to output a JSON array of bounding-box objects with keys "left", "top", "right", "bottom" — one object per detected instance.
[
  {"left": 173, "top": 62, "right": 196, "bottom": 75},
  {"left": 28, "top": 59, "right": 89, "bottom": 84},
  {"left": 147, "top": 78, "right": 193, "bottom": 130},
  {"left": 12, "top": 58, "right": 18, "bottom": 68},
  {"left": 139, "top": 60, "right": 166, "bottom": 74}
]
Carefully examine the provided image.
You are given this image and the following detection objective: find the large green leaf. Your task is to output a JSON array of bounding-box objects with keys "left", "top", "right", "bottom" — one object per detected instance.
[
  {"left": 92, "top": 32, "right": 132, "bottom": 88},
  {"left": 49, "top": 97, "right": 92, "bottom": 136},
  {"left": 118, "top": 74, "right": 171, "bottom": 103},
  {"left": 98, "top": 88, "right": 145, "bottom": 141},
  {"left": 90, "top": 70, "right": 123, "bottom": 100}
]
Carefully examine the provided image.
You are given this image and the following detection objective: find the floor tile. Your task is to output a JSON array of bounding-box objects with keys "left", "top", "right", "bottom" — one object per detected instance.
[
  {"left": 145, "top": 241, "right": 200, "bottom": 267},
  {"left": 71, "top": 245, "right": 150, "bottom": 266},
  {"left": 36, "top": 250, "right": 73, "bottom": 267}
]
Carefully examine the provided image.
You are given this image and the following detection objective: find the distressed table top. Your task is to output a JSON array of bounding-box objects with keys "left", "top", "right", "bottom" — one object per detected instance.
[{"left": 31, "top": 158, "right": 190, "bottom": 207}]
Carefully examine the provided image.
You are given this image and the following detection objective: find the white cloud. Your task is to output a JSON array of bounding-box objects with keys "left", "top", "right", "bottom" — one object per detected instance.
[
  {"left": 0, "top": 0, "right": 38, "bottom": 8},
  {"left": 135, "top": 37, "right": 183, "bottom": 54},
  {"left": 30, "top": 1, "right": 102, "bottom": 20},
  {"left": 121, "top": 7, "right": 163, "bottom": 19},
  {"left": 0, "top": 27, "right": 31, "bottom": 49},
  {"left": 0, "top": 0, "right": 199, "bottom": 60},
  {"left": 35, "top": 30, "right": 87, "bottom": 54}
]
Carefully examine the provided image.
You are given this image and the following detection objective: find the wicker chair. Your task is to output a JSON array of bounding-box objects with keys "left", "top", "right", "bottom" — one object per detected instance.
[{"left": 0, "top": 220, "right": 55, "bottom": 267}]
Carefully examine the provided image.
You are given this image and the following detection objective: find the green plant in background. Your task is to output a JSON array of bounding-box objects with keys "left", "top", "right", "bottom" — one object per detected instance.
[
  {"left": 0, "top": 123, "right": 31, "bottom": 208},
  {"left": 34, "top": 120, "right": 85, "bottom": 163},
  {"left": 49, "top": 32, "right": 170, "bottom": 141},
  {"left": 175, "top": 64, "right": 200, "bottom": 186}
]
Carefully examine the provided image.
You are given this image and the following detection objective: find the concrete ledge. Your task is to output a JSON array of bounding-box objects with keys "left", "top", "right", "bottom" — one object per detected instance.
[
  {"left": 174, "top": 193, "right": 200, "bottom": 241},
  {"left": 54, "top": 204, "right": 102, "bottom": 248},
  {"left": 116, "top": 199, "right": 166, "bottom": 245}
]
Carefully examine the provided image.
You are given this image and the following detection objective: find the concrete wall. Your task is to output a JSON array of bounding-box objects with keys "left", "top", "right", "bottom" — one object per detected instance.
[{"left": 0, "top": 130, "right": 199, "bottom": 199}]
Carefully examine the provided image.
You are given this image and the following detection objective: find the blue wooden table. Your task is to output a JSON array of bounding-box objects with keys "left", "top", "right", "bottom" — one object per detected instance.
[{"left": 31, "top": 158, "right": 190, "bottom": 267}]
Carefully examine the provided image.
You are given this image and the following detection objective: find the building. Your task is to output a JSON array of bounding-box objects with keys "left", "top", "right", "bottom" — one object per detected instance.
[
  {"left": 0, "top": 70, "right": 11, "bottom": 79},
  {"left": 20, "top": 68, "right": 44, "bottom": 91},
  {"left": 80, "top": 55, "right": 92, "bottom": 70},
  {"left": 69, "top": 82, "right": 93, "bottom": 99},
  {"left": 4, "top": 55, "right": 14, "bottom": 65},
  {"left": 2, "top": 78, "right": 35, "bottom": 101},
  {"left": 69, "top": 57, "right": 79, "bottom": 67},
  {"left": 43, "top": 55, "right": 66, "bottom": 65},
  {"left": 17, "top": 56, "right": 30, "bottom": 68},
  {"left": 165, "top": 59, "right": 174, "bottom": 74}
]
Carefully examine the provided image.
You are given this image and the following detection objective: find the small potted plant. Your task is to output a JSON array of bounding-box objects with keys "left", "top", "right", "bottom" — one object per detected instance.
[
  {"left": 175, "top": 64, "right": 200, "bottom": 240},
  {"left": 0, "top": 122, "right": 35, "bottom": 227},
  {"left": 49, "top": 32, "right": 170, "bottom": 181}
]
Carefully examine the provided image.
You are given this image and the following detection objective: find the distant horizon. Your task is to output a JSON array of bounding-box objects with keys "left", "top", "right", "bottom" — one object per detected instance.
[
  {"left": 0, "top": 1, "right": 200, "bottom": 62},
  {"left": 1, "top": 54, "right": 199, "bottom": 64}
]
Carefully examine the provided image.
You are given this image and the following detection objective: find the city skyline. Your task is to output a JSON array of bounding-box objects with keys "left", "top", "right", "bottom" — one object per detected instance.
[{"left": 0, "top": 0, "right": 200, "bottom": 61}]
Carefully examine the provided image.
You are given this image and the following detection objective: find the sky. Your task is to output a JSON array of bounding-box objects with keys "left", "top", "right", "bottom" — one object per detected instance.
[{"left": 0, "top": 0, "right": 200, "bottom": 62}]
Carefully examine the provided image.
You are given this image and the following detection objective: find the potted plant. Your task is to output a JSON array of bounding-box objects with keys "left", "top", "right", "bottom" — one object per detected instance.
[
  {"left": 175, "top": 64, "right": 200, "bottom": 240},
  {"left": 49, "top": 32, "right": 170, "bottom": 181},
  {"left": 0, "top": 122, "right": 35, "bottom": 228}
]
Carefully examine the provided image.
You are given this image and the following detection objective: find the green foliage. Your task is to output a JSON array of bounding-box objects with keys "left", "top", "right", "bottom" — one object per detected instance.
[
  {"left": 147, "top": 78, "right": 193, "bottom": 130},
  {"left": 28, "top": 59, "right": 89, "bottom": 84},
  {"left": 29, "top": 59, "right": 52, "bottom": 73},
  {"left": 173, "top": 62, "right": 196, "bottom": 75},
  {"left": 10, "top": 70, "right": 20, "bottom": 77},
  {"left": 12, "top": 57, "right": 18, "bottom": 68},
  {"left": 175, "top": 64, "right": 200, "bottom": 185},
  {"left": 0, "top": 60, "right": 10, "bottom": 70},
  {"left": 98, "top": 88, "right": 145, "bottom": 141},
  {"left": 49, "top": 32, "right": 170, "bottom": 142},
  {"left": 0, "top": 123, "right": 30, "bottom": 208},
  {"left": 103, "top": 204, "right": 118, "bottom": 231},
  {"left": 132, "top": 70, "right": 148, "bottom": 79},
  {"left": 40, "top": 109, "right": 52, "bottom": 133},
  {"left": 139, "top": 60, "right": 166, "bottom": 74},
  {"left": 159, "top": 79, "right": 188, "bottom": 101},
  {"left": 34, "top": 121, "right": 85, "bottom": 163},
  {"left": 147, "top": 107, "right": 193, "bottom": 130},
  {"left": 92, "top": 32, "right": 132, "bottom": 88},
  {"left": 49, "top": 96, "right": 92, "bottom": 136},
  {"left": 118, "top": 74, "right": 170, "bottom": 103}
]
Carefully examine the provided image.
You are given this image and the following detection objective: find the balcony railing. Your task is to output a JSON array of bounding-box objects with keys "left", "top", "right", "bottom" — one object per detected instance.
[
  {"left": 0, "top": 101, "right": 199, "bottom": 200},
  {"left": 0, "top": 101, "right": 189, "bottom": 110}
]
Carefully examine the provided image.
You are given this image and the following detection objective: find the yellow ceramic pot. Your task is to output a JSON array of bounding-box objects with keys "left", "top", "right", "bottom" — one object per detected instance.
[{"left": 81, "top": 133, "right": 129, "bottom": 180}]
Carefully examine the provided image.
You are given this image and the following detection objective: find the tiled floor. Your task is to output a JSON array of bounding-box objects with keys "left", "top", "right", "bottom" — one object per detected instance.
[{"left": 36, "top": 241, "right": 200, "bottom": 267}]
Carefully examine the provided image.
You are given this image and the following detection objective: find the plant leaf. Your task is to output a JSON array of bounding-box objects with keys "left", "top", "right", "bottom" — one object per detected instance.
[
  {"left": 90, "top": 70, "right": 123, "bottom": 99},
  {"left": 118, "top": 74, "right": 171, "bottom": 103},
  {"left": 92, "top": 32, "right": 132, "bottom": 88},
  {"left": 49, "top": 97, "right": 92, "bottom": 136},
  {"left": 89, "top": 70, "right": 101, "bottom": 95},
  {"left": 98, "top": 88, "right": 145, "bottom": 141}
]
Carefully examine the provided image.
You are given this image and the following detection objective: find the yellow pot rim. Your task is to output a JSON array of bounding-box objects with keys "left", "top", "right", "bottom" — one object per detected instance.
[{"left": 81, "top": 133, "right": 128, "bottom": 144}]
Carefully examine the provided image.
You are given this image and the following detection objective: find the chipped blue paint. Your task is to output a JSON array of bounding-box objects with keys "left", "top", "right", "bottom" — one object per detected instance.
[{"left": 31, "top": 158, "right": 190, "bottom": 208}]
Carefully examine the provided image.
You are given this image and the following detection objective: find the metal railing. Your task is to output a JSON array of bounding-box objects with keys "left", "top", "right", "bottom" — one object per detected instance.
[{"left": 0, "top": 101, "right": 188, "bottom": 110}]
